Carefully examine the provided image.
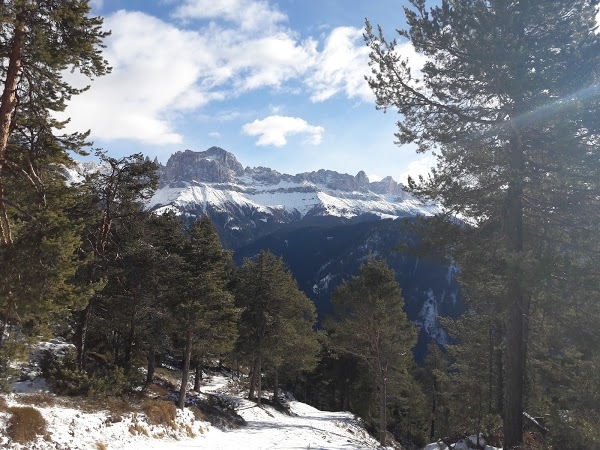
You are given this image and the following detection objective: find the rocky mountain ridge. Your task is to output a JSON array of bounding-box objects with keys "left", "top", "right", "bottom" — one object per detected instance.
[
  {"left": 159, "top": 147, "right": 410, "bottom": 197},
  {"left": 146, "top": 147, "right": 438, "bottom": 248}
]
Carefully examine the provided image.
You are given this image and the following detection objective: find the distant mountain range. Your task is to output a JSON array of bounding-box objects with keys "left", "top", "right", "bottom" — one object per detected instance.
[
  {"left": 72, "top": 147, "right": 459, "bottom": 358},
  {"left": 148, "top": 147, "right": 439, "bottom": 248}
]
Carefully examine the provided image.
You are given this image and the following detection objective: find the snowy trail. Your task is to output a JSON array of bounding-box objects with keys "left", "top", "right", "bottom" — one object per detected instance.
[
  {"left": 1, "top": 361, "right": 382, "bottom": 450},
  {"left": 123, "top": 374, "right": 381, "bottom": 450}
]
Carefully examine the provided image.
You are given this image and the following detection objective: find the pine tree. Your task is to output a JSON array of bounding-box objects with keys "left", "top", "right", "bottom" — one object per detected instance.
[
  {"left": 366, "top": 1, "right": 599, "bottom": 446},
  {"left": 74, "top": 152, "right": 158, "bottom": 370},
  {"left": 235, "top": 250, "right": 320, "bottom": 406},
  {"left": 421, "top": 341, "right": 450, "bottom": 441},
  {"left": 173, "top": 216, "right": 238, "bottom": 409},
  {"left": 0, "top": 0, "right": 109, "bottom": 243},
  {"left": 0, "top": 172, "right": 91, "bottom": 342},
  {"left": 0, "top": 0, "right": 109, "bottom": 350},
  {"left": 93, "top": 206, "right": 164, "bottom": 373},
  {"left": 327, "top": 258, "right": 417, "bottom": 446}
]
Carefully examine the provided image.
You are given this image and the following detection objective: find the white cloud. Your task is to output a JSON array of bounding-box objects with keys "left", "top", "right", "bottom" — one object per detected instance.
[
  {"left": 172, "top": 0, "right": 286, "bottom": 31},
  {"left": 242, "top": 115, "right": 324, "bottom": 147},
  {"left": 62, "top": 11, "right": 219, "bottom": 144},
  {"left": 61, "top": 9, "right": 315, "bottom": 144},
  {"left": 220, "top": 32, "right": 317, "bottom": 92},
  {"left": 269, "top": 104, "right": 283, "bottom": 114},
  {"left": 307, "top": 27, "right": 372, "bottom": 102},
  {"left": 208, "top": 131, "right": 221, "bottom": 138},
  {"left": 399, "top": 155, "right": 436, "bottom": 184},
  {"left": 306, "top": 26, "right": 426, "bottom": 103}
]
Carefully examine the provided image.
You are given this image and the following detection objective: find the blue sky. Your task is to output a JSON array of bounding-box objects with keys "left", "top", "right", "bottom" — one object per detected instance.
[{"left": 64, "top": 0, "right": 435, "bottom": 182}]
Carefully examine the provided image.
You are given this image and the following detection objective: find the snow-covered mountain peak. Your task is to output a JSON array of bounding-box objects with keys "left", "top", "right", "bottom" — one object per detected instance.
[
  {"left": 148, "top": 148, "right": 439, "bottom": 243},
  {"left": 67, "top": 147, "right": 438, "bottom": 246}
]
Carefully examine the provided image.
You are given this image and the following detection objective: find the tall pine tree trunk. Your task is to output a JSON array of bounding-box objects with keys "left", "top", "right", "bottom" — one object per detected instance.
[
  {"left": 430, "top": 377, "right": 437, "bottom": 441},
  {"left": 178, "top": 330, "right": 193, "bottom": 409},
  {"left": 273, "top": 368, "right": 279, "bottom": 403},
  {"left": 146, "top": 348, "right": 155, "bottom": 383},
  {"left": 194, "top": 358, "right": 203, "bottom": 391},
  {"left": 379, "top": 376, "right": 387, "bottom": 446},
  {"left": 488, "top": 326, "right": 494, "bottom": 414},
  {"left": 256, "top": 355, "right": 262, "bottom": 406},
  {"left": 124, "top": 315, "right": 136, "bottom": 373},
  {"left": 0, "top": 13, "right": 24, "bottom": 245},
  {"left": 248, "top": 358, "right": 258, "bottom": 401},
  {"left": 75, "top": 301, "right": 93, "bottom": 371},
  {"left": 504, "top": 124, "right": 525, "bottom": 448},
  {"left": 496, "top": 346, "right": 504, "bottom": 415}
]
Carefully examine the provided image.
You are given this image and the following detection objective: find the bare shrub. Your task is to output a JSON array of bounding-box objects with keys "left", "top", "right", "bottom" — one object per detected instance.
[
  {"left": 7, "top": 406, "right": 47, "bottom": 443},
  {"left": 142, "top": 399, "right": 177, "bottom": 427}
]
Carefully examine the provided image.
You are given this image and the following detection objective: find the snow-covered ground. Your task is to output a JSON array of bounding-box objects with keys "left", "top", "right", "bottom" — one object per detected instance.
[
  {"left": 1, "top": 370, "right": 384, "bottom": 450},
  {"left": 424, "top": 436, "right": 500, "bottom": 450}
]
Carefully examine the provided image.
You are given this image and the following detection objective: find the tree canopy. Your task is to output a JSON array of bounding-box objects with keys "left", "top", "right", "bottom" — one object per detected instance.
[{"left": 366, "top": 0, "right": 600, "bottom": 446}]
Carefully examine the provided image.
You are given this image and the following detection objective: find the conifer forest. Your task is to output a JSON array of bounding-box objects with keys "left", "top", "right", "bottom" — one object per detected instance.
[{"left": 0, "top": 1, "right": 598, "bottom": 449}]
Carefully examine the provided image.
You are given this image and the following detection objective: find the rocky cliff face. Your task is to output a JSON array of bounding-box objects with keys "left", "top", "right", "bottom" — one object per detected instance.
[
  {"left": 149, "top": 147, "right": 437, "bottom": 247},
  {"left": 158, "top": 147, "right": 410, "bottom": 197},
  {"left": 160, "top": 147, "right": 245, "bottom": 184}
]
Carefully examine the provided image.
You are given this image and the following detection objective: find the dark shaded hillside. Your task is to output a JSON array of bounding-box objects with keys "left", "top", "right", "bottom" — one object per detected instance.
[{"left": 234, "top": 218, "right": 462, "bottom": 360}]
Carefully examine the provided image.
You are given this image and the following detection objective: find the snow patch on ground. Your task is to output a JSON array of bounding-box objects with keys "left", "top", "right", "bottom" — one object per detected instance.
[
  {"left": 422, "top": 434, "right": 501, "bottom": 450},
  {"left": 0, "top": 373, "right": 384, "bottom": 449}
]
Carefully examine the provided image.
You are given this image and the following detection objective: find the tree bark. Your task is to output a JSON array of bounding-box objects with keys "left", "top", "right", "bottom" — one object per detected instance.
[
  {"left": 146, "top": 348, "right": 155, "bottom": 383},
  {"left": 0, "top": 12, "right": 25, "bottom": 244},
  {"left": 272, "top": 368, "right": 279, "bottom": 403},
  {"left": 124, "top": 315, "right": 136, "bottom": 373},
  {"left": 177, "top": 330, "right": 193, "bottom": 409},
  {"left": 503, "top": 124, "right": 525, "bottom": 448},
  {"left": 430, "top": 377, "right": 437, "bottom": 441},
  {"left": 488, "top": 325, "right": 494, "bottom": 414},
  {"left": 256, "top": 355, "right": 263, "bottom": 406},
  {"left": 193, "top": 358, "right": 202, "bottom": 391},
  {"left": 75, "top": 301, "right": 93, "bottom": 371},
  {"left": 496, "top": 346, "right": 504, "bottom": 415},
  {"left": 379, "top": 377, "right": 387, "bottom": 446},
  {"left": 248, "top": 358, "right": 258, "bottom": 401}
]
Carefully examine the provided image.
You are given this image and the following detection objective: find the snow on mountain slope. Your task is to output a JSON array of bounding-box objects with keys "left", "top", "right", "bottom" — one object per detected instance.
[{"left": 147, "top": 147, "right": 439, "bottom": 224}]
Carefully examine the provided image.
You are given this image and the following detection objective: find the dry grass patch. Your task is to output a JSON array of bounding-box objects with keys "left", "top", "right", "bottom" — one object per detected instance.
[
  {"left": 142, "top": 398, "right": 177, "bottom": 428},
  {"left": 76, "top": 395, "right": 137, "bottom": 422},
  {"left": 145, "top": 382, "right": 170, "bottom": 398},
  {"left": 154, "top": 367, "right": 181, "bottom": 390},
  {"left": 19, "top": 392, "right": 56, "bottom": 407},
  {"left": 0, "top": 396, "right": 7, "bottom": 411},
  {"left": 96, "top": 442, "right": 108, "bottom": 450},
  {"left": 7, "top": 406, "right": 47, "bottom": 444},
  {"left": 128, "top": 421, "right": 149, "bottom": 436},
  {"left": 183, "top": 423, "right": 196, "bottom": 437},
  {"left": 189, "top": 404, "right": 205, "bottom": 421}
]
